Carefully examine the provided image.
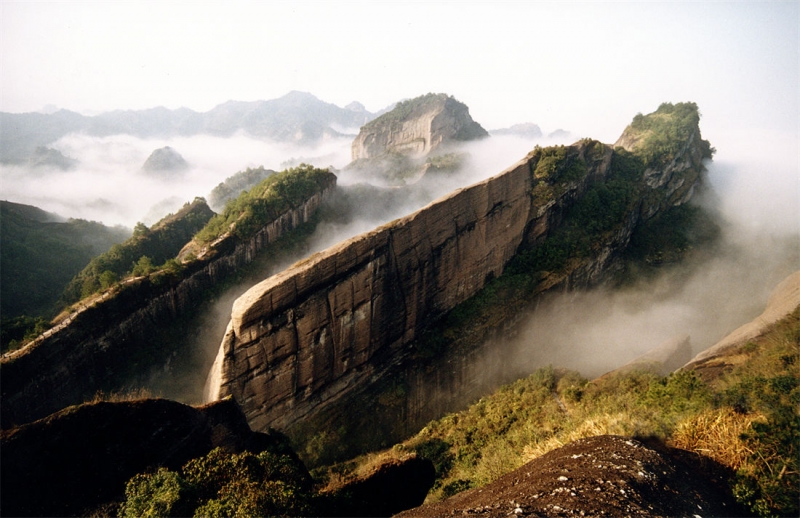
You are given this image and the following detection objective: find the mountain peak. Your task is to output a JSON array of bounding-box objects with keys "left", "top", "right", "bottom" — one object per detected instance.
[
  {"left": 141, "top": 146, "right": 189, "bottom": 175},
  {"left": 351, "top": 93, "right": 487, "bottom": 160}
]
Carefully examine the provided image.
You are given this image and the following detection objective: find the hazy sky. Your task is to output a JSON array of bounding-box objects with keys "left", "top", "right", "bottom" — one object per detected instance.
[{"left": 1, "top": 1, "right": 798, "bottom": 141}]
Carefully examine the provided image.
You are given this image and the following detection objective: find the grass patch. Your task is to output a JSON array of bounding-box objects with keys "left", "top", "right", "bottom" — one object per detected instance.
[{"left": 319, "top": 308, "right": 799, "bottom": 515}]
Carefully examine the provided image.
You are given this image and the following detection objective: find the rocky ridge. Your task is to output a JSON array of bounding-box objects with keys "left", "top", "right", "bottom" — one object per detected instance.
[
  {"left": 682, "top": 269, "right": 800, "bottom": 375},
  {"left": 0, "top": 91, "right": 377, "bottom": 164},
  {"left": 141, "top": 145, "right": 189, "bottom": 174},
  {"left": 0, "top": 173, "right": 336, "bottom": 428},
  {"left": 212, "top": 105, "right": 711, "bottom": 448}
]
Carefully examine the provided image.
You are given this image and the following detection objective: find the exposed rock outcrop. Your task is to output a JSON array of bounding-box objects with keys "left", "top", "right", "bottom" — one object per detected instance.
[
  {"left": 599, "top": 335, "right": 692, "bottom": 378},
  {"left": 0, "top": 174, "right": 336, "bottom": 428},
  {"left": 351, "top": 93, "right": 487, "bottom": 161},
  {"left": 213, "top": 105, "right": 711, "bottom": 444},
  {"left": 0, "top": 397, "right": 304, "bottom": 517}
]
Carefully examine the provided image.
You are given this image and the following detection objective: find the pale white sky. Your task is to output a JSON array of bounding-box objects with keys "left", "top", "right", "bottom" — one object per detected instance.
[{"left": 1, "top": 1, "right": 797, "bottom": 143}]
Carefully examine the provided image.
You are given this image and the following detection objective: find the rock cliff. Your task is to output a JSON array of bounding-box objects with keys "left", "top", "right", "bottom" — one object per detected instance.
[
  {"left": 682, "top": 269, "right": 800, "bottom": 374},
  {"left": 213, "top": 104, "right": 711, "bottom": 446},
  {"left": 0, "top": 173, "right": 336, "bottom": 428},
  {"left": 351, "top": 93, "right": 487, "bottom": 161}
]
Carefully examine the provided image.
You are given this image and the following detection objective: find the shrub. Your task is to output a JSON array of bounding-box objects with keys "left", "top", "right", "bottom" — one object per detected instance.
[
  {"left": 61, "top": 198, "right": 213, "bottom": 305},
  {"left": 119, "top": 468, "right": 192, "bottom": 518},
  {"left": 626, "top": 102, "right": 703, "bottom": 166},
  {"left": 130, "top": 256, "right": 154, "bottom": 277},
  {"left": 0, "top": 315, "right": 49, "bottom": 353},
  {"left": 119, "top": 448, "right": 315, "bottom": 518}
]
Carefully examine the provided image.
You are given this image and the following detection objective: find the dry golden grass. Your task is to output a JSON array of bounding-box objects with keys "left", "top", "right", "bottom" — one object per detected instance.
[
  {"left": 669, "top": 407, "right": 763, "bottom": 470},
  {"left": 521, "top": 411, "right": 652, "bottom": 462}
]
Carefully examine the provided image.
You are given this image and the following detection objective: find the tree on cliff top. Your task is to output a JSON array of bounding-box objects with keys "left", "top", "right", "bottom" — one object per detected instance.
[
  {"left": 360, "top": 93, "right": 488, "bottom": 140},
  {"left": 362, "top": 93, "right": 451, "bottom": 129}
]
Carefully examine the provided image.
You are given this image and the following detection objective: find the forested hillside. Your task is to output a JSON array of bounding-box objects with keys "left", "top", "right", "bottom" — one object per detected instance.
[{"left": 0, "top": 201, "right": 129, "bottom": 350}]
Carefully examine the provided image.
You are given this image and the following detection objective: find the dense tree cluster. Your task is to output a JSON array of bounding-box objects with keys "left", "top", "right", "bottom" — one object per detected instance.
[
  {"left": 628, "top": 102, "right": 713, "bottom": 166},
  {"left": 120, "top": 447, "right": 315, "bottom": 518}
]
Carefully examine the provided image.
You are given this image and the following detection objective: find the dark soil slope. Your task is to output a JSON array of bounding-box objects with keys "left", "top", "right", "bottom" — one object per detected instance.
[
  {"left": 399, "top": 435, "right": 746, "bottom": 517},
  {"left": 0, "top": 397, "right": 304, "bottom": 517}
]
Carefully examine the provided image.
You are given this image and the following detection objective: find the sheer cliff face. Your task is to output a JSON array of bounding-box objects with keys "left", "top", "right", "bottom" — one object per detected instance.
[
  {"left": 217, "top": 159, "right": 537, "bottom": 430},
  {"left": 351, "top": 94, "right": 488, "bottom": 161},
  {"left": 217, "top": 111, "right": 710, "bottom": 436}
]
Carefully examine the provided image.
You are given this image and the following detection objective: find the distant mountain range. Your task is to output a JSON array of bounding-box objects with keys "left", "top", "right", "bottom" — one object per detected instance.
[{"left": 0, "top": 91, "right": 383, "bottom": 164}]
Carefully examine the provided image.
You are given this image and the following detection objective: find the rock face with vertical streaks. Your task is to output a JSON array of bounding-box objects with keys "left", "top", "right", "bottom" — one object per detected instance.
[{"left": 216, "top": 104, "right": 711, "bottom": 440}]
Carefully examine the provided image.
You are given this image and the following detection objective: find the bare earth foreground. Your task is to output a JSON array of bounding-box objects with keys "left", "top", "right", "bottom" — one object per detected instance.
[{"left": 397, "top": 435, "right": 744, "bottom": 517}]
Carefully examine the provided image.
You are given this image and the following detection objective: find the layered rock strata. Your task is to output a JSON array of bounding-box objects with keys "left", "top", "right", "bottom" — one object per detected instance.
[
  {"left": 0, "top": 176, "right": 336, "bottom": 428},
  {"left": 215, "top": 118, "right": 710, "bottom": 437}
]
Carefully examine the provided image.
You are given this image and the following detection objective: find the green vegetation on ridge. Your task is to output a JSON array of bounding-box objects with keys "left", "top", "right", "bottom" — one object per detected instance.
[
  {"left": 120, "top": 446, "right": 316, "bottom": 518},
  {"left": 0, "top": 201, "right": 130, "bottom": 351},
  {"left": 624, "top": 102, "right": 714, "bottom": 166},
  {"left": 273, "top": 104, "right": 716, "bottom": 474},
  {"left": 361, "top": 93, "right": 450, "bottom": 131},
  {"left": 207, "top": 166, "right": 276, "bottom": 210},
  {"left": 194, "top": 164, "right": 334, "bottom": 245},
  {"left": 60, "top": 198, "right": 214, "bottom": 305},
  {"left": 422, "top": 104, "right": 710, "bottom": 359}
]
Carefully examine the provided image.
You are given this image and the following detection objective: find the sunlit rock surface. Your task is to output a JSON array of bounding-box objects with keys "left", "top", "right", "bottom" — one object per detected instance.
[
  {"left": 351, "top": 93, "right": 488, "bottom": 161},
  {"left": 217, "top": 117, "right": 710, "bottom": 437}
]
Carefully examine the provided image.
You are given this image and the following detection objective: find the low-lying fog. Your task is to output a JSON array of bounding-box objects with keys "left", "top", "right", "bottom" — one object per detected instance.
[
  {"left": 2, "top": 122, "right": 796, "bottom": 400},
  {"left": 0, "top": 132, "right": 356, "bottom": 227},
  {"left": 510, "top": 129, "right": 799, "bottom": 378}
]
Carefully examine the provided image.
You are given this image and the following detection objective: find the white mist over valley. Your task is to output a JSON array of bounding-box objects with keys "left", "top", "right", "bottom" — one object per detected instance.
[
  {"left": 0, "top": 132, "right": 355, "bottom": 228},
  {"left": 1, "top": 95, "right": 797, "bottom": 399},
  {"left": 0, "top": 2, "right": 800, "bottom": 400}
]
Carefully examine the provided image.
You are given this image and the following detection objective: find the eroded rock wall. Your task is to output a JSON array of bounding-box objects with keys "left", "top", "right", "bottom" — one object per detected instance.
[
  {"left": 218, "top": 142, "right": 621, "bottom": 431},
  {"left": 218, "top": 128, "right": 710, "bottom": 438}
]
